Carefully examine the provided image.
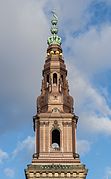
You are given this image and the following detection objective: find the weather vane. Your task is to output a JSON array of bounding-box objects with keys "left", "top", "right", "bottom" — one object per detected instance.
[{"left": 51, "top": 11, "right": 58, "bottom": 21}]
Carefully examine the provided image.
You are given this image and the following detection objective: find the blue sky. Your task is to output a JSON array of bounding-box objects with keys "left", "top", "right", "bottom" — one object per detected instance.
[{"left": 0, "top": 0, "right": 111, "bottom": 179}]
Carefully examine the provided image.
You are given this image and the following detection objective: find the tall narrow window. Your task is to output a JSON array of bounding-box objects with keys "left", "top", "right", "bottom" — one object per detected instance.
[
  {"left": 52, "top": 129, "right": 60, "bottom": 149},
  {"left": 53, "top": 73, "right": 57, "bottom": 84},
  {"left": 47, "top": 74, "right": 49, "bottom": 83}
]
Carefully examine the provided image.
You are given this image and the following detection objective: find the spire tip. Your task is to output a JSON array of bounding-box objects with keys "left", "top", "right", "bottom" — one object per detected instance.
[{"left": 47, "top": 11, "right": 61, "bottom": 46}]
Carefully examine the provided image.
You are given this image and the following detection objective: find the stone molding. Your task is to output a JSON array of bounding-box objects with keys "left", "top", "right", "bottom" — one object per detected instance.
[
  {"left": 40, "top": 121, "right": 49, "bottom": 126},
  {"left": 25, "top": 163, "right": 88, "bottom": 179},
  {"left": 62, "top": 121, "right": 72, "bottom": 127},
  {"left": 28, "top": 164, "right": 86, "bottom": 171}
]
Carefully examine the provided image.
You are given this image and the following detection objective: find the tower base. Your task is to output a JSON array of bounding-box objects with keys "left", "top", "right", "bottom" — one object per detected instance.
[{"left": 25, "top": 161, "right": 88, "bottom": 179}]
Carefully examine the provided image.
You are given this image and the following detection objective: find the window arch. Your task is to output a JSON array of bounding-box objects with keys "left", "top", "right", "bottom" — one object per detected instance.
[
  {"left": 52, "top": 129, "right": 60, "bottom": 149},
  {"left": 53, "top": 73, "right": 57, "bottom": 84}
]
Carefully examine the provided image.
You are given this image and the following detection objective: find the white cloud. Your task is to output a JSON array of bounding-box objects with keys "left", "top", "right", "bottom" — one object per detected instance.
[
  {"left": 107, "top": 167, "right": 111, "bottom": 176},
  {"left": 0, "top": 0, "right": 50, "bottom": 133},
  {"left": 12, "top": 136, "right": 34, "bottom": 158},
  {"left": 61, "top": 1, "right": 111, "bottom": 139},
  {"left": 80, "top": 112, "right": 111, "bottom": 135},
  {"left": 0, "top": 0, "right": 49, "bottom": 97},
  {"left": 105, "top": 166, "right": 111, "bottom": 179},
  {"left": 69, "top": 64, "right": 111, "bottom": 115},
  {"left": 77, "top": 139, "right": 91, "bottom": 156},
  {"left": 68, "top": 25, "right": 111, "bottom": 74},
  {"left": 0, "top": 149, "right": 8, "bottom": 163},
  {"left": 67, "top": 64, "right": 111, "bottom": 136},
  {"left": 4, "top": 168, "right": 15, "bottom": 178}
]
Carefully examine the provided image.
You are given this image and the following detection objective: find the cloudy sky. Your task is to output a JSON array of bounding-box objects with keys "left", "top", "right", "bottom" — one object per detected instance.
[{"left": 0, "top": 0, "right": 111, "bottom": 179}]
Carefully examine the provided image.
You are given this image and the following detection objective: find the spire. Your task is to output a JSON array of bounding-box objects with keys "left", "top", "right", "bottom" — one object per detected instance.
[{"left": 47, "top": 11, "right": 62, "bottom": 46}]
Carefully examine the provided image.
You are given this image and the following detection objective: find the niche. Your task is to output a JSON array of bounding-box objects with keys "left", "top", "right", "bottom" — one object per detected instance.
[{"left": 53, "top": 73, "right": 57, "bottom": 84}]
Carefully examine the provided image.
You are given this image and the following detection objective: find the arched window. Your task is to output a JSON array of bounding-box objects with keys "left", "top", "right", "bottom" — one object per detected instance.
[
  {"left": 53, "top": 73, "right": 57, "bottom": 84},
  {"left": 52, "top": 129, "right": 60, "bottom": 149}
]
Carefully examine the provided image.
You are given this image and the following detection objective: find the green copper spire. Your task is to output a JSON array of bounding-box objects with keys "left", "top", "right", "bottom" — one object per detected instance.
[{"left": 47, "top": 11, "right": 62, "bottom": 46}]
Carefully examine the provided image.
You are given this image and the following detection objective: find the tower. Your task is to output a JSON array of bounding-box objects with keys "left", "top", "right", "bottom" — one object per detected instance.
[{"left": 25, "top": 13, "right": 88, "bottom": 179}]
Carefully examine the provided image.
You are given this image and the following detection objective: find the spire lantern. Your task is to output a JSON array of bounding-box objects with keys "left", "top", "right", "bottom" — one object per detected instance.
[{"left": 47, "top": 12, "right": 62, "bottom": 46}]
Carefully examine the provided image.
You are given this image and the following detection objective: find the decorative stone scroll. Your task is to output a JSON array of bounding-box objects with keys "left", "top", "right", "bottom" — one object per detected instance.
[
  {"left": 62, "top": 121, "right": 72, "bottom": 127},
  {"left": 40, "top": 121, "right": 49, "bottom": 126},
  {"left": 53, "top": 120, "right": 59, "bottom": 128}
]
